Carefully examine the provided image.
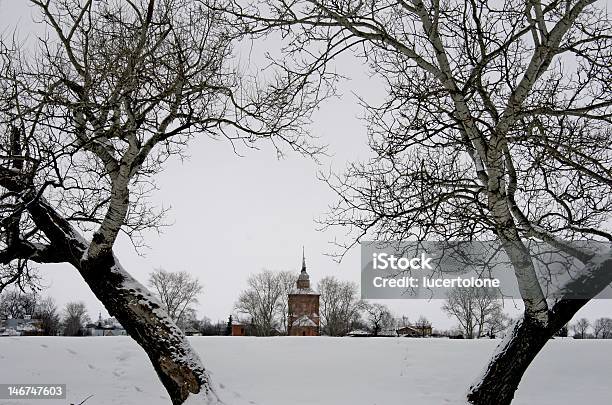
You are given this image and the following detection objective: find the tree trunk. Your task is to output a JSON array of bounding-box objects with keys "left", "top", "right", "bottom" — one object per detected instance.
[
  {"left": 79, "top": 252, "right": 218, "bottom": 405},
  {"left": 467, "top": 315, "right": 553, "bottom": 405},
  {"left": 19, "top": 199, "right": 219, "bottom": 404},
  {"left": 468, "top": 251, "right": 612, "bottom": 404}
]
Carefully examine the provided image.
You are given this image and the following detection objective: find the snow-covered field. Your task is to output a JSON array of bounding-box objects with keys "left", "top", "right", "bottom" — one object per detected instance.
[{"left": 1, "top": 336, "right": 610, "bottom": 405}]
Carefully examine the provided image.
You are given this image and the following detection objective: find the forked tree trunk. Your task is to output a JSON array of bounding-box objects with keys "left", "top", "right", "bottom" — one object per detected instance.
[{"left": 79, "top": 253, "right": 218, "bottom": 405}]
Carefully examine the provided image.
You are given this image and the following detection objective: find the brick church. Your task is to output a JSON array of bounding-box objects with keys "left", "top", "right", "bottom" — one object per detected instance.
[{"left": 287, "top": 251, "right": 320, "bottom": 336}]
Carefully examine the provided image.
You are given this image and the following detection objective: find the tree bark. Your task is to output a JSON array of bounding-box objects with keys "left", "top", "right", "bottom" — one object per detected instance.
[
  {"left": 467, "top": 315, "right": 552, "bottom": 405},
  {"left": 20, "top": 197, "right": 218, "bottom": 405},
  {"left": 469, "top": 252, "right": 612, "bottom": 405},
  {"left": 79, "top": 253, "right": 217, "bottom": 405}
]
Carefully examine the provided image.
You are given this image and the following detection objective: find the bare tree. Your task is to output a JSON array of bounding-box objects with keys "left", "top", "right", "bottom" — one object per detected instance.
[
  {"left": 0, "top": 1, "right": 320, "bottom": 403},
  {"left": 33, "top": 296, "right": 61, "bottom": 336},
  {"left": 148, "top": 268, "right": 203, "bottom": 326},
  {"left": 0, "top": 39, "right": 40, "bottom": 294},
  {"left": 443, "top": 287, "right": 505, "bottom": 339},
  {"left": 235, "top": 270, "right": 286, "bottom": 336},
  {"left": 572, "top": 317, "right": 591, "bottom": 339},
  {"left": 230, "top": 0, "right": 612, "bottom": 402},
  {"left": 276, "top": 270, "right": 298, "bottom": 333},
  {"left": 592, "top": 317, "right": 612, "bottom": 339},
  {"left": 414, "top": 315, "right": 432, "bottom": 337},
  {"left": 62, "top": 301, "right": 89, "bottom": 336},
  {"left": 363, "top": 302, "right": 394, "bottom": 336},
  {"left": 484, "top": 308, "right": 511, "bottom": 338},
  {"left": 317, "top": 276, "right": 362, "bottom": 336},
  {"left": 175, "top": 308, "right": 200, "bottom": 332},
  {"left": 0, "top": 288, "right": 37, "bottom": 319}
]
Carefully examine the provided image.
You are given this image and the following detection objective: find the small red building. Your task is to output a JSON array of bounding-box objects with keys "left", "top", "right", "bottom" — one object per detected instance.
[{"left": 231, "top": 321, "right": 250, "bottom": 336}]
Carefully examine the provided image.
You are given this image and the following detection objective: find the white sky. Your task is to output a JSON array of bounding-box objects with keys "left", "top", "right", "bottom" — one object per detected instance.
[{"left": 1, "top": 0, "right": 610, "bottom": 330}]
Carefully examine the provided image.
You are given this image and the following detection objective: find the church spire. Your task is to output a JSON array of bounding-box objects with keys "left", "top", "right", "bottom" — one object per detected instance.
[{"left": 297, "top": 246, "right": 310, "bottom": 289}]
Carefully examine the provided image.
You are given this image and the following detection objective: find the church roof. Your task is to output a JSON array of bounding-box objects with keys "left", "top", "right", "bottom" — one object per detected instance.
[
  {"left": 292, "top": 315, "right": 317, "bottom": 327},
  {"left": 289, "top": 287, "right": 320, "bottom": 295},
  {"left": 290, "top": 247, "right": 319, "bottom": 295}
]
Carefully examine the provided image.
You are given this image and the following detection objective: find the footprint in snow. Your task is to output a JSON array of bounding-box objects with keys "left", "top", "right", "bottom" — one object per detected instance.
[
  {"left": 116, "top": 352, "right": 130, "bottom": 361},
  {"left": 40, "top": 344, "right": 48, "bottom": 348},
  {"left": 134, "top": 386, "right": 143, "bottom": 392},
  {"left": 219, "top": 384, "right": 225, "bottom": 389},
  {"left": 88, "top": 364, "right": 96, "bottom": 370},
  {"left": 66, "top": 348, "right": 77, "bottom": 355}
]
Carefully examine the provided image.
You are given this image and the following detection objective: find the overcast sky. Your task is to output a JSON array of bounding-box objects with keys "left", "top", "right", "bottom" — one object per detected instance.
[{"left": 1, "top": 0, "right": 610, "bottom": 330}]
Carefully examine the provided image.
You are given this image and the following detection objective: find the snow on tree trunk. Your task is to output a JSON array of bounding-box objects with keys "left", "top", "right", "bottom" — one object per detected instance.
[
  {"left": 468, "top": 251, "right": 612, "bottom": 404},
  {"left": 17, "top": 198, "right": 221, "bottom": 404},
  {"left": 467, "top": 316, "right": 551, "bottom": 405},
  {"left": 79, "top": 253, "right": 219, "bottom": 405}
]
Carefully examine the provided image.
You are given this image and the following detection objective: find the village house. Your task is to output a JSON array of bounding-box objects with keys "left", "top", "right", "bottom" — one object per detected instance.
[
  {"left": 183, "top": 325, "right": 201, "bottom": 336},
  {"left": 396, "top": 324, "right": 433, "bottom": 337},
  {"left": 230, "top": 318, "right": 282, "bottom": 336},
  {"left": 0, "top": 316, "right": 44, "bottom": 336},
  {"left": 346, "top": 329, "right": 371, "bottom": 337},
  {"left": 231, "top": 319, "right": 252, "bottom": 336}
]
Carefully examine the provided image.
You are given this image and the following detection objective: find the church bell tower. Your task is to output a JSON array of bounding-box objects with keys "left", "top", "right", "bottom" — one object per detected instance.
[{"left": 287, "top": 248, "right": 320, "bottom": 336}]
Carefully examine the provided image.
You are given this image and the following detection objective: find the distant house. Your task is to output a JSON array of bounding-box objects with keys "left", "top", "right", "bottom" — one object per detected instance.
[
  {"left": 230, "top": 320, "right": 282, "bottom": 336},
  {"left": 86, "top": 314, "right": 127, "bottom": 336},
  {"left": 397, "top": 324, "right": 432, "bottom": 337},
  {"left": 0, "top": 317, "right": 44, "bottom": 336},
  {"left": 346, "top": 329, "right": 371, "bottom": 337},
  {"left": 183, "top": 326, "right": 201, "bottom": 336},
  {"left": 231, "top": 320, "right": 253, "bottom": 336},
  {"left": 347, "top": 329, "right": 397, "bottom": 337},
  {"left": 396, "top": 325, "right": 420, "bottom": 337},
  {"left": 378, "top": 329, "right": 398, "bottom": 337}
]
